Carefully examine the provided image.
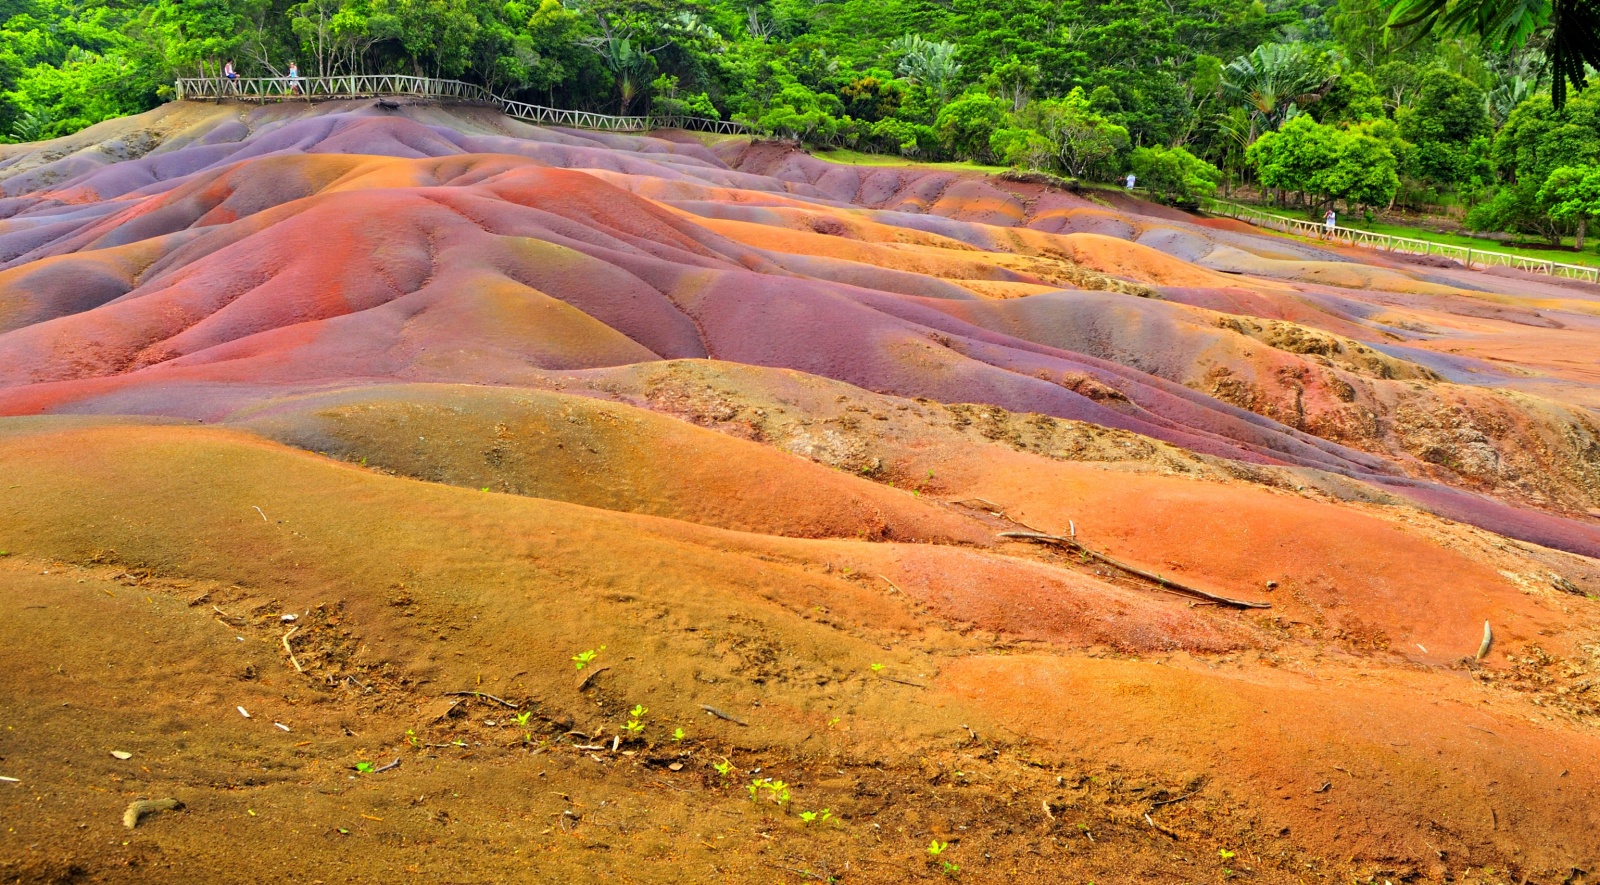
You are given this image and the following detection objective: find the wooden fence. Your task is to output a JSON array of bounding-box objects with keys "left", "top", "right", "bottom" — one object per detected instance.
[
  {"left": 1202, "top": 198, "right": 1600, "bottom": 284},
  {"left": 173, "top": 75, "right": 748, "bottom": 135}
]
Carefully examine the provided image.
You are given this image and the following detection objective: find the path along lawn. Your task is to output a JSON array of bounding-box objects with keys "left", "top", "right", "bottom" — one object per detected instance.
[{"left": 1277, "top": 211, "right": 1600, "bottom": 269}]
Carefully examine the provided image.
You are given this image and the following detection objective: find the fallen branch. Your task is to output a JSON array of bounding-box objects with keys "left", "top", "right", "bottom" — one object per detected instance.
[
  {"left": 123, "top": 798, "right": 183, "bottom": 829},
  {"left": 1151, "top": 790, "right": 1198, "bottom": 807},
  {"left": 700, "top": 704, "right": 749, "bottom": 726},
  {"left": 373, "top": 758, "right": 401, "bottom": 773},
  {"left": 880, "top": 676, "right": 926, "bottom": 688},
  {"left": 442, "top": 690, "right": 520, "bottom": 709},
  {"left": 875, "top": 574, "right": 904, "bottom": 595},
  {"left": 997, "top": 532, "right": 1270, "bottom": 609},
  {"left": 575, "top": 664, "right": 610, "bottom": 691},
  {"left": 280, "top": 626, "right": 303, "bottom": 673}
]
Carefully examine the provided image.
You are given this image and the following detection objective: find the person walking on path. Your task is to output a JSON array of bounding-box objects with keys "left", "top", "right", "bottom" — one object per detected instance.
[
  {"left": 287, "top": 62, "right": 301, "bottom": 95},
  {"left": 1125, "top": 171, "right": 1137, "bottom": 190}
]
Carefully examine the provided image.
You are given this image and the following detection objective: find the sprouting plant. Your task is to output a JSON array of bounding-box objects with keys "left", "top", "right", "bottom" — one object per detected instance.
[
  {"left": 870, "top": 663, "right": 885, "bottom": 673},
  {"left": 354, "top": 761, "right": 375, "bottom": 774},
  {"left": 572, "top": 645, "right": 606, "bottom": 670},
  {"left": 480, "top": 487, "right": 489, "bottom": 492},
  {"left": 671, "top": 727, "right": 686, "bottom": 742},
  {"left": 405, "top": 729, "right": 421, "bottom": 748},
  {"left": 827, "top": 717, "right": 840, "bottom": 728},
  {"left": 940, "top": 860, "right": 960, "bottom": 876},
  {"left": 747, "top": 777, "right": 791, "bottom": 807},
  {"left": 624, "top": 704, "right": 647, "bottom": 736},
  {"left": 713, "top": 759, "right": 735, "bottom": 778},
  {"left": 512, "top": 710, "right": 533, "bottom": 728},
  {"left": 927, "top": 839, "right": 949, "bottom": 857},
  {"left": 799, "top": 808, "right": 833, "bottom": 824},
  {"left": 1218, "top": 848, "right": 1236, "bottom": 861}
]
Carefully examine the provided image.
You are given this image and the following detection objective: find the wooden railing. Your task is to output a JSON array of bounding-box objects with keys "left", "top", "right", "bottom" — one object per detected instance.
[
  {"left": 1202, "top": 198, "right": 1600, "bottom": 284},
  {"left": 173, "top": 75, "right": 747, "bottom": 135}
]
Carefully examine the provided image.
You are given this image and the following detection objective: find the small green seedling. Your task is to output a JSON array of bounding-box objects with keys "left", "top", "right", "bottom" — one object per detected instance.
[
  {"left": 870, "top": 663, "right": 884, "bottom": 672},
  {"left": 512, "top": 710, "right": 533, "bottom": 728},
  {"left": 713, "top": 759, "right": 735, "bottom": 778},
  {"left": 827, "top": 717, "right": 840, "bottom": 728},
  {"left": 671, "top": 727, "right": 686, "bottom": 742},
  {"left": 479, "top": 487, "right": 489, "bottom": 492},
  {"left": 405, "top": 729, "right": 421, "bottom": 748},
  {"left": 572, "top": 645, "right": 606, "bottom": 670},
  {"left": 1218, "top": 849, "right": 1236, "bottom": 861},
  {"left": 927, "top": 840, "right": 949, "bottom": 857},
  {"left": 940, "top": 860, "right": 960, "bottom": 876},
  {"left": 625, "top": 704, "right": 647, "bottom": 736},
  {"left": 747, "top": 777, "right": 792, "bottom": 806},
  {"left": 799, "top": 808, "right": 833, "bottom": 824},
  {"left": 354, "top": 761, "right": 375, "bottom": 774}
]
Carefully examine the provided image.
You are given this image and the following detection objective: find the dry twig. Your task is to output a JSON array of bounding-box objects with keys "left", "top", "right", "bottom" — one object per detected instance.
[
  {"left": 997, "top": 531, "right": 1270, "bottom": 609},
  {"left": 442, "top": 690, "right": 519, "bottom": 709},
  {"left": 280, "top": 626, "right": 303, "bottom": 673},
  {"left": 700, "top": 704, "right": 749, "bottom": 726}
]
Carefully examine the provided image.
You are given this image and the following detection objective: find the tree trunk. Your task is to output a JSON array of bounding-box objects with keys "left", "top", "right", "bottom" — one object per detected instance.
[{"left": 1577, "top": 217, "right": 1587, "bottom": 253}]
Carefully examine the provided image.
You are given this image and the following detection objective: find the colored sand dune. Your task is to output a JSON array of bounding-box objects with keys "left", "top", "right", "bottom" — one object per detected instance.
[{"left": 1, "top": 101, "right": 1598, "bottom": 882}]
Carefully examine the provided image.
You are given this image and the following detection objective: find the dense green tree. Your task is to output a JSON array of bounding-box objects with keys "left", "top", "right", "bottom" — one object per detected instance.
[
  {"left": 934, "top": 92, "right": 1005, "bottom": 161},
  {"left": 1538, "top": 165, "right": 1600, "bottom": 250},
  {"left": 1128, "top": 144, "right": 1222, "bottom": 206},
  {"left": 1248, "top": 113, "right": 1398, "bottom": 209},
  {"left": 1015, "top": 87, "right": 1129, "bottom": 179},
  {"left": 1395, "top": 69, "right": 1490, "bottom": 187}
]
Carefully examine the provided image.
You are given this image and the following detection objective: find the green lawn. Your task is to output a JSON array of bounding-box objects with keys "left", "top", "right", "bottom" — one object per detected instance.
[
  {"left": 809, "top": 147, "right": 1010, "bottom": 175},
  {"left": 1337, "top": 218, "right": 1600, "bottom": 269},
  {"left": 1228, "top": 204, "right": 1600, "bottom": 269}
]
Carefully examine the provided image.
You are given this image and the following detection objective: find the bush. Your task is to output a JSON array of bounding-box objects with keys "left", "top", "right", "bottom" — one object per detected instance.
[
  {"left": 1128, "top": 145, "right": 1220, "bottom": 207},
  {"left": 934, "top": 93, "right": 1006, "bottom": 162}
]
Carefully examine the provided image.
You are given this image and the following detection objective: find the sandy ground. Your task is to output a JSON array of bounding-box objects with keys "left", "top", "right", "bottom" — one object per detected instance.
[{"left": 1, "top": 102, "right": 1599, "bottom": 883}]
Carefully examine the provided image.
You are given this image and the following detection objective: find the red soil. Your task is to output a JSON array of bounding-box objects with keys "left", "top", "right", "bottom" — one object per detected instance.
[{"left": 1, "top": 103, "right": 1599, "bottom": 883}]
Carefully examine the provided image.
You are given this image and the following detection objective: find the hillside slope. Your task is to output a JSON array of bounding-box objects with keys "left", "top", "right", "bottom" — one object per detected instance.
[{"left": 1, "top": 100, "right": 1598, "bottom": 883}]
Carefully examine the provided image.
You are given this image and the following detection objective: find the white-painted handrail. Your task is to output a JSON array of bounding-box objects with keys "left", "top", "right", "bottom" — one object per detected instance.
[
  {"left": 172, "top": 75, "right": 748, "bottom": 135},
  {"left": 1202, "top": 198, "right": 1600, "bottom": 284}
]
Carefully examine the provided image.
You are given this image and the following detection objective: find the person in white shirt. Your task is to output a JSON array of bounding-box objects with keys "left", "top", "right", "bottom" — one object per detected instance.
[{"left": 1125, "top": 172, "right": 1136, "bottom": 190}]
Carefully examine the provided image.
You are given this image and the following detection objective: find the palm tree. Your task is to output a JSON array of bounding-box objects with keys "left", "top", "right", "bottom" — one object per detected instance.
[
  {"left": 1221, "top": 43, "right": 1336, "bottom": 143},
  {"left": 1387, "top": 0, "right": 1600, "bottom": 109},
  {"left": 582, "top": 34, "right": 653, "bottom": 115},
  {"left": 888, "top": 35, "right": 963, "bottom": 102}
]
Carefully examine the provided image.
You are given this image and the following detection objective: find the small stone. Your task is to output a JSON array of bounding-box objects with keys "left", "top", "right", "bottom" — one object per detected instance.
[
  {"left": 668, "top": 763, "right": 684, "bottom": 771},
  {"left": 1265, "top": 581, "right": 1278, "bottom": 590},
  {"left": 110, "top": 751, "right": 133, "bottom": 761}
]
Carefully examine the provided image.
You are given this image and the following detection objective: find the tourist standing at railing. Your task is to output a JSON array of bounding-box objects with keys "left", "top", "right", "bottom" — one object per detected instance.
[
  {"left": 1323, "top": 208, "right": 1336, "bottom": 238},
  {"left": 224, "top": 60, "right": 237, "bottom": 96},
  {"left": 288, "top": 62, "right": 301, "bottom": 95}
]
